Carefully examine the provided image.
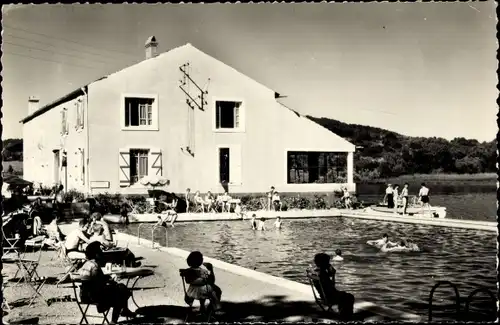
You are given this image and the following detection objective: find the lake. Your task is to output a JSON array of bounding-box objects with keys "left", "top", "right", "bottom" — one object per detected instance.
[{"left": 356, "top": 180, "right": 496, "bottom": 221}]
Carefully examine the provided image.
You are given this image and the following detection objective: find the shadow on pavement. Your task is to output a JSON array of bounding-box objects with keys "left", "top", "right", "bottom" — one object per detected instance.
[{"left": 126, "top": 295, "right": 389, "bottom": 323}]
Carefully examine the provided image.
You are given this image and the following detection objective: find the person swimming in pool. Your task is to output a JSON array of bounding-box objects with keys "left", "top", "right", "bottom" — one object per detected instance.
[
  {"left": 381, "top": 239, "right": 419, "bottom": 253},
  {"left": 250, "top": 214, "right": 257, "bottom": 230},
  {"left": 367, "top": 233, "right": 398, "bottom": 248},
  {"left": 332, "top": 249, "right": 343, "bottom": 262}
]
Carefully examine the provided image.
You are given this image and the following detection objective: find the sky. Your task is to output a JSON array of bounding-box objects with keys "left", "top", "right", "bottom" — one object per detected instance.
[{"left": 1, "top": 3, "right": 498, "bottom": 142}]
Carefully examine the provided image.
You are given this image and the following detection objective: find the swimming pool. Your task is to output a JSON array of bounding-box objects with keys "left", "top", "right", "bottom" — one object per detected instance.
[{"left": 118, "top": 217, "right": 497, "bottom": 319}]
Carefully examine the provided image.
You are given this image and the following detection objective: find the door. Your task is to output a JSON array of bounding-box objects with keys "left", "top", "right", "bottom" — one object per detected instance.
[
  {"left": 219, "top": 148, "right": 230, "bottom": 184},
  {"left": 53, "top": 150, "right": 60, "bottom": 184}
]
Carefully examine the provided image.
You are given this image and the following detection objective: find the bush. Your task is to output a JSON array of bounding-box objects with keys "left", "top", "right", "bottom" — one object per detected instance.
[
  {"left": 63, "top": 189, "right": 85, "bottom": 203},
  {"left": 239, "top": 195, "right": 264, "bottom": 211}
]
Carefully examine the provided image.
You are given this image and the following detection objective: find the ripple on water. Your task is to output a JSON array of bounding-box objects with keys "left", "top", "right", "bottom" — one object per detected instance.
[{"left": 123, "top": 214, "right": 496, "bottom": 319}]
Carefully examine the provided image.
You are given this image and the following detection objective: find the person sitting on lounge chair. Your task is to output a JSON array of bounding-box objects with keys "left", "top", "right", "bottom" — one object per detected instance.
[
  {"left": 91, "top": 212, "right": 113, "bottom": 242},
  {"left": 194, "top": 191, "right": 205, "bottom": 213},
  {"left": 78, "top": 242, "right": 136, "bottom": 323},
  {"left": 272, "top": 191, "right": 282, "bottom": 211},
  {"left": 310, "top": 252, "right": 355, "bottom": 320},
  {"left": 90, "top": 224, "right": 115, "bottom": 249},
  {"left": 64, "top": 219, "right": 91, "bottom": 258},
  {"left": 44, "top": 214, "right": 65, "bottom": 246},
  {"left": 204, "top": 191, "right": 215, "bottom": 212}
]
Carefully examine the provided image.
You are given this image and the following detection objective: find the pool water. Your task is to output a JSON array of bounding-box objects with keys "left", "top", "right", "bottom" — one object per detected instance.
[{"left": 119, "top": 217, "right": 497, "bottom": 319}]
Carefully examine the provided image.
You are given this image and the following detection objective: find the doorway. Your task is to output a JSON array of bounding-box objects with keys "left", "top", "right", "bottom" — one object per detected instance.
[
  {"left": 219, "top": 148, "right": 230, "bottom": 184},
  {"left": 53, "top": 150, "right": 60, "bottom": 184}
]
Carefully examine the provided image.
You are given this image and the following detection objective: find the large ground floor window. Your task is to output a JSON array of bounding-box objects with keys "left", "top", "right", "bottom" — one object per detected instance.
[{"left": 287, "top": 151, "right": 347, "bottom": 184}]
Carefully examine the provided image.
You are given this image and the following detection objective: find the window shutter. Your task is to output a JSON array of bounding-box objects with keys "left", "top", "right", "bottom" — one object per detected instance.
[
  {"left": 229, "top": 145, "right": 242, "bottom": 185},
  {"left": 234, "top": 103, "right": 240, "bottom": 128},
  {"left": 215, "top": 102, "right": 221, "bottom": 129},
  {"left": 119, "top": 148, "right": 131, "bottom": 187},
  {"left": 61, "top": 111, "right": 65, "bottom": 134},
  {"left": 149, "top": 148, "right": 163, "bottom": 176}
]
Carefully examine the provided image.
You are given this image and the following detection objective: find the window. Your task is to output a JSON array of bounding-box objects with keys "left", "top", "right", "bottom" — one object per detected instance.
[
  {"left": 79, "top": 148, "right": 85, "bottom": 184},
  {"left": 124, "top": 97, "right": 155, "bottom": 128},
  {"left": 61, "top": 109, "right": 68, "bottom": 134},
  {"left": 215, "top": 101, "right": 243, "bottom": 130},
  {"left": 287, "top": 151, "right": 347, "bottom": 184},
  {"left": 75, "top": 100, "right": 84, "bottom": 129},
  {"left": 129, "top": 149, "right": 149, "bottom": 185}
]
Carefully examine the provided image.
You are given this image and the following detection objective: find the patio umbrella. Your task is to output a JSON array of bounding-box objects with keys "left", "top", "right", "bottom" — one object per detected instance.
[{"left": 139, "top": 175, "right": 169, "bottom": 188}]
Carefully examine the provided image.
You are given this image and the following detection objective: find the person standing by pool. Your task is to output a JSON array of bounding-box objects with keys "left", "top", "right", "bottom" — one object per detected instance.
[
  {"left": 267, "top": 186, "right": 276, "bottom": 211},
  {"left": 392, "top": 185, "right": 399, "bottom": 214},
  {"left": 185, "top": 188, "right": 192, "bottom": 213},
  {"left": 400, "top": 183, "right": 409, "bottom": 215},
  {"left": 384, "top": 184, "right": 394, "bottom": 209},
  {"left": 250, "top": 214, "right": 257, "bottom": 230},
  {"left": 418, "top": 183, "right": 431, "bottom": 215},
  {"left": 258, "top": 218, "right": 267, "bottom": 231}
]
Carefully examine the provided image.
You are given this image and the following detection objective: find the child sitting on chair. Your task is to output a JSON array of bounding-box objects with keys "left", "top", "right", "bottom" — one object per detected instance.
[{"left": 181, "top": 251, "right": 222, "bottom": 313}]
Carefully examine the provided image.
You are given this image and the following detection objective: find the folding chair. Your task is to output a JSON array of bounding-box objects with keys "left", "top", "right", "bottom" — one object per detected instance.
[
  {"left": 15, "top": 241, "right": 48, "bottom": 307},
  {"left": 56, "top": 246, "right": 86, "bottom": 287},
  {"left": 124, "top": 199, "right": 142, "bottom": 215},
  {"left": 1, "top": 224, "right": 21, "bottom": 257},
  {"left": 70, "top": 273, "right": 111, "bottom": 325},
  {"left": 306, "top": 269, "right": 337, "bottom": 313},
  {"left": 179, "top": 269, "right": 216, "bottom": 322},
  {"left": 2, "top": 277, "right": 12, "bottom": 312}
]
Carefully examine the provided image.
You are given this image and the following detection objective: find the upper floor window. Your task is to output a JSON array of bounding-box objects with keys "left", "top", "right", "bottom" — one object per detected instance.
[
  {"left": 75, "top": 99, "right": 84, "bottom": 130},
  {"left": 61, "top": 109, "right": 68, "bottom": 135},
  {"left": 214, "top": 100, "right": 244, "bottom": 132},
  {"left": 121, "top": 94, "right": 159, "bottom": 131}
]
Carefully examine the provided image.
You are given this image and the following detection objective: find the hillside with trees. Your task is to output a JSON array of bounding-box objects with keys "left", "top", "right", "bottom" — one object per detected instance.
[
  {"left": 307, "top": 116, "right": 497, "bottom": 180},
  {"left": 2, "top": 138, "right": 23, "bottom": 161}
]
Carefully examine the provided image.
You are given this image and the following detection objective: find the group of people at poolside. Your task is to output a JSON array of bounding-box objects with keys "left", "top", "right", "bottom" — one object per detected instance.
[
  {"left": 383, "top": 182, "right": 432, "bottom": 215},
  {"left": 185, "top": 188, "right": 243, "bottom": 215}
]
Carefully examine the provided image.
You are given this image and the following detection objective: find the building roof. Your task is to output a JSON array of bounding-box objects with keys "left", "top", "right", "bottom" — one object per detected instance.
[
  {"left": 20, "top": 43, "right": 279, "bottom": 124},
  {"left": 277, "top": 102, "right": 356, "bottom": 152}
]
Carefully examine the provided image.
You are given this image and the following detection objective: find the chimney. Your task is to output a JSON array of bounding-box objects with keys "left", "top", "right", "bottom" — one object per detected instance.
[
  {"left": 145, "top": 36, "right": 158, "bottom": 60},
  {"left": 28, "top": 96, "right": 40, "bottom": 115}
]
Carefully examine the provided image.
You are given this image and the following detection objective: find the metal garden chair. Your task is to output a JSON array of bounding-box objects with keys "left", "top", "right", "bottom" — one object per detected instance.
[
  {"left": 179, "top": 268, "right": 217, "bottom": 322},
  {"left": 69, "top": 273, "right": 111, "bottom": 325}
]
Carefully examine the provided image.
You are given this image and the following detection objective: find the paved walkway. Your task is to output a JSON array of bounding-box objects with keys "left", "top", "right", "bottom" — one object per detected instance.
[{"left": 2, "top": 222, "right": 421, "bottom": 323}]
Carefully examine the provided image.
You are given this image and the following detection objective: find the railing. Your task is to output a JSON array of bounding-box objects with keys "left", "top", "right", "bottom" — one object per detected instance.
[
  {"left": 428, "top": 281, "right": 461, "bottom": 321},
  {"left": 137, "top": 223, "right": 168, "bottom": 249},
  {"left": 465, "top": 287, "right": 497, "bottom": 321}
]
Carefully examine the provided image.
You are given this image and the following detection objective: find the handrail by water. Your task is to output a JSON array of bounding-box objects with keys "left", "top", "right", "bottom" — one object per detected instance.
[
  {"left": 137, "top": 222, "right": 168, "bottom": 248},
  {"left": 428, "top": 280, "right": 460, "bottom": 321},
  {"left": 465, "top": 287, "right": 497, "bottom": 321}
]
